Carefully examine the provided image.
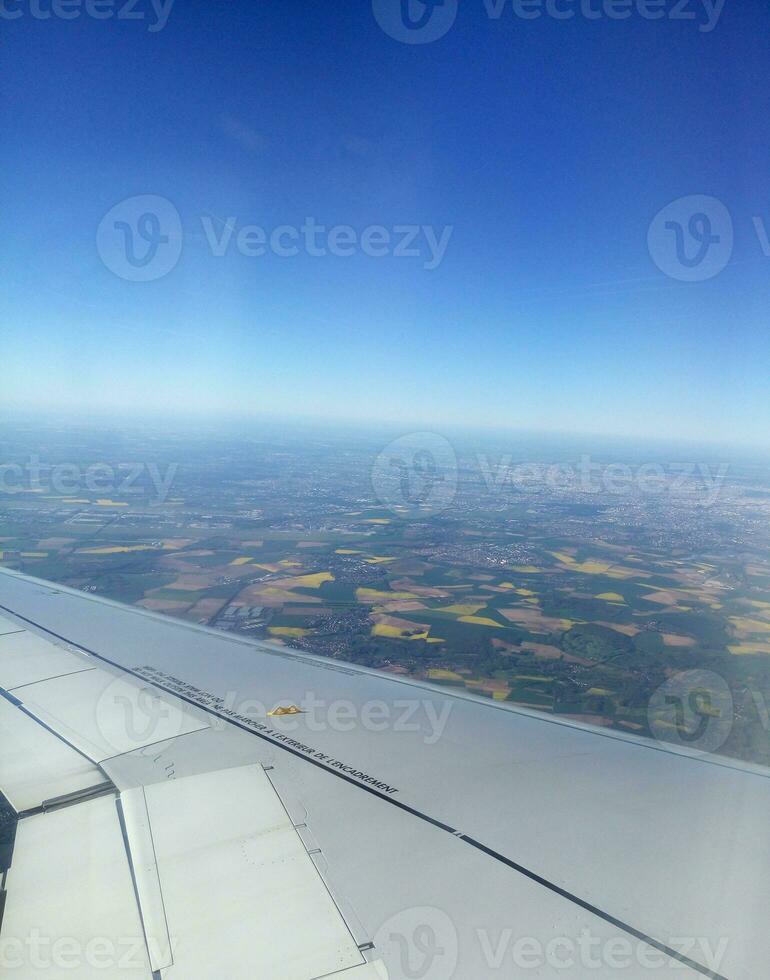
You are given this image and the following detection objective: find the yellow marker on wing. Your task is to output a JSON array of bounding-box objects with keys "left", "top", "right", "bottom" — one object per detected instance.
[{"left": 267, "top": 705, "right": 305, "bottom": 716}]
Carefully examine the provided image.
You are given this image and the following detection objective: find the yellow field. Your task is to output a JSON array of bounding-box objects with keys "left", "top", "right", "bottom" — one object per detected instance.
[
  {"left": 268, "top": 627, "right": 309, "bottom": 638},
  {"left": 729, "top": 643, "right": 770, "bottom": 655},
  {"left": 260, "top": 587, "right": 309, "bottom": 601},
  {"left": 428, "top": 668, "right": 463, "bottom": 681},
  {"left": 550, "top": 552, "right": 640, "bottom": 579},
  {"left": 371, "top": 623, "right": 429, "bottom": 640},
  {"left": 730, "top": 617, "right": 770, "bottom": 634},
  {"left": 289, "top": 572, "right": 334, "bottom": 589},
  {"left": 230, "top": 557, "right": 254, "bottom": 565},
  {"left": 439, "top": 603, "right": 485, "bottom": 616},
  {"left": 550, "top": 551, "right": 576, "bottom": 564},
  {"left": 357, "top": 588, "right": 418, "bottom": 602},
  {"left": 365, "top": 556, "right": 397, "bottom": 564},
  {"left": 458, "top": 615, "right": 504, "bottom": 628},
  {"left": 95, "top": 499, "right": 128, "bottom": 507},
  {"left": 596, "top": 592, "right": 625, "bottom": 602}
]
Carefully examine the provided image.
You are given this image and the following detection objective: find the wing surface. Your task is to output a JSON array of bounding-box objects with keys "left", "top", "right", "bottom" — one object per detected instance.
[{"left": 0, "top": 567, "right": 767, "bottom": 979}]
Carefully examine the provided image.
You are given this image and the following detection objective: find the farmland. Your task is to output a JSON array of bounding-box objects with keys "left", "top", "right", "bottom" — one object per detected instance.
[{"left": 2, "top": 417, "right": 770, "bottom": 765}]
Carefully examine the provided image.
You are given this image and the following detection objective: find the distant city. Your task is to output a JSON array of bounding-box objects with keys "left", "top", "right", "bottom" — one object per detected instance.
[{"left": 2, "top": 417, "right": 770, "bottom": 766}]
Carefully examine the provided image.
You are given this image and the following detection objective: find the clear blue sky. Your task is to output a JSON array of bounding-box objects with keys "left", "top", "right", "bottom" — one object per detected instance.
[{"left": 2, "top": 1, "right": 769, "bottom": 446}]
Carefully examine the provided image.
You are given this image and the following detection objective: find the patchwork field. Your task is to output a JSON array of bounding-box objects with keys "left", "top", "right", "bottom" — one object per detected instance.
[{"left": 2, "top": 424, "right": 770, "bottom": 766}]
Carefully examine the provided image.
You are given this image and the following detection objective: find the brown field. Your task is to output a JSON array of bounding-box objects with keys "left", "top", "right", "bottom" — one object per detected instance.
[
  {"left": 390, "top": 579, "right": 454, "bottom": 598},
  {"left": 596, "top": 621, "right": 640, "bottom": 637},
  {"left": 377, "top": 600, "right": 428, "bottom": 613},
  {"left": 641, "top": 590, "right": 689, "bottom": 606},
  {"left": 500, "top": 608, "right": 573, "bottom": 632},
  {"left": 137, "top": 598, "right": 190, "bottom": 612},
  {"left": 186, "top": 598, "right": 226, "bottom": 620},
  {"left": 491, "top": 638, "right": 521, "bottom": 654},
  {"left": 560, "top": 714, "right": 614, "bottom": 727},
  {"left": 521, "top": 641, "right": 564, "bottom": 659},
  {"left": 662, "top": 633, "right": 696, "bottom": 648},
  {"left": 162, "top": 576, "right": 216, "bottom": 591}
]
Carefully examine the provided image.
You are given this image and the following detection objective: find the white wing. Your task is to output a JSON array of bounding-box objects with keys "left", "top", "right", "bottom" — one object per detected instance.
[{"left": 1, "top": 567, "right": 767, "bottom": 979}]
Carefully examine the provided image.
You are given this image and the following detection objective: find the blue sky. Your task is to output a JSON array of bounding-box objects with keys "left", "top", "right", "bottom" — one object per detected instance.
[{"left": 2, "top": 0, "right": 769, "bottom": 446}]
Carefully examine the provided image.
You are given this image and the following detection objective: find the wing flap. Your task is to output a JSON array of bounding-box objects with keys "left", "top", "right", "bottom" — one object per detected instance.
[
  {"left": 139, "top": 765, "right": 372, "bottom": 980},
  {"left": 13, "top": 669, "right": 209, "bottom": 763},
  {"left": 119, "top": 788, "right": 173, "bottom": 972},
  {"left": 0, "top": 615, "right": 24, "bottom": 637},
  {"left": 0, "top": 696, "right": 105, "bottom": 813},
  {"left": 0, "top": 619, "right": 388, "bottom": 980},
  {"left": 1, "top": 795, "right": 154, "bottom": 979},
  {"left": 0, "top": 631, "right": 94, "bottom": 690}
]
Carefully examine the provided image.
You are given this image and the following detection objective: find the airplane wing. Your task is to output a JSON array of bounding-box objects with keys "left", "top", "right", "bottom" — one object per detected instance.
[{"left": 0, "top": 567, "right": 767, "bottom": 979}]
